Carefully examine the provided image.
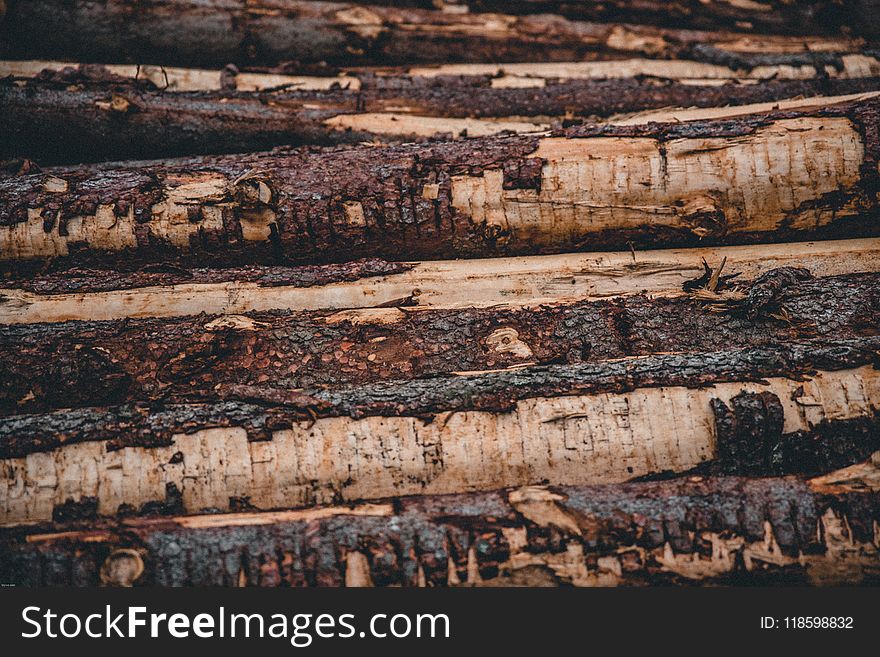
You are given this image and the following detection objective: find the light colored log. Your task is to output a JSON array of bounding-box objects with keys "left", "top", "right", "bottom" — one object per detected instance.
[
  {"left": 4, "top": 55, "right": 879, "bottom": 91},
  {"left": 406, "top": 54, "right": 880, "bottom": 84},
  {"left": 0, "top": 60, "right": 363, "bottom": 91},
  {"left": 1, "top": 238, "right": 877, "bottom": 324},
  {"left": 2, "top": 366, "right": 876, "bottom": 526}
]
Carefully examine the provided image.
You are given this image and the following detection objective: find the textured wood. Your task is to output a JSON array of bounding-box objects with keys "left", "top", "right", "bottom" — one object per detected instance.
[
  {"left": 2, "top": 239, "right": 878, "bottom": 323},
  {"left": 1, "top": 1, "right": 874, "bottom": 69},
  {"left": 3, "top": 63, "right": 879, "bottom": 163},
  {"left": 2, "top": 367, "right": 878, "bottom": 525},
  {"left": 2, "top": 269, "right": 878, "bottom": 414},
  {"left": 2, "top": 95, "right": 879, "bottom": 268},
  {"left": 2, "top": 463, "right": 878, "bottom": 586}
]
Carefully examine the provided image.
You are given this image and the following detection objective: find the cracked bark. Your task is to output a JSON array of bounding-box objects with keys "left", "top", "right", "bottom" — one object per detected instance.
[
  {"left": 1, "top": 271, "right": 877, "bottom": 417},
  {"left": 2, "top": 461, "right": 878, "bottom": 586},
  {"left": 2, "top": 95, "right": 879, "bottom": 267},
  {"left": 4, "top": 72, "right": 880, "bottom": 164},
  {"left": 0, "top": 379, "right": 877, "bottom": 524},
  {"left": 1, "top": 1, "right": 876, "bottom": 70},
  {"left": 1, "top": 338, "right": 877, "bottom": 457}
]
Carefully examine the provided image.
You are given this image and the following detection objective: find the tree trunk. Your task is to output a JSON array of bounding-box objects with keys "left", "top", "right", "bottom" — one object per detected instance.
[
  {"left": 4, "top": 70, "right": 879, "bottom": 164},
  {"left": 1, "top": 338, "right": 878, "bottom": 524},
  {"left": 2, "top": 238, "right": 878, "bottom": 323},
  {"left": 5, "top": 55, "right": 880, "bottom": 92},
  {"left": 247, "top": 1, "right": 880, "bottom": 37},
  {"left": 2, "top": 94, "right": 878, "bottom": 267},
  {"left": 2, "top": 270, "right": 878, "bottom": 416},
  {"left": 2, "top": 463, "right": 878, "bottom": 586},
  {"left": 0, "top": 1, "right": 873, "bottom": 70}
]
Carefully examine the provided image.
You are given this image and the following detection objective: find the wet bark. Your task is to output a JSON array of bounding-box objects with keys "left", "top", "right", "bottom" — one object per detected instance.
[
  {"left": 1, "top": 337, "right": 877, "bottom": 456},
  {"left": 2, "top": 471, "right": 877, "bottom": 586},
  {"left": 1, "top": 271, "right": 877, "bottom": 417},
  {"left": 3, "top": 73, "right": 879, "bottom": 164},
  {"left": 2, "top": 96, "right": 879, "bottom": 267},
  {"left": 0, "top": 1, "right": 874, "bottom": 70}
]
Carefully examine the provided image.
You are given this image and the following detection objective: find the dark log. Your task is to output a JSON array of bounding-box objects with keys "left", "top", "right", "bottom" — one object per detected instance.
[
  {"left": 3, "top": 71, "right": 879, "bottom": 164},
  {"left": 279, "top": 1, "right": 880, "bottom": 37},
  {"left": 1, "top": 270, "right": 877, "bottom": 417},
  {"left": 0, "top": 1, "right": 875, "bottom": 70},
  {"left": 2, "top": 468, "right": 878, "bottom": 586},
  {"left": 2, "top": 95, "right": 879, "bottom": 267}
]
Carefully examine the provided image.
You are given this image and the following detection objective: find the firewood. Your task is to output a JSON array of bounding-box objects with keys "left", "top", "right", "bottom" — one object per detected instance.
[
  {"left": 1, "top": 238, "right": 878, "bottom": 323},
  {"left": 3, "top": 67, "right": 879, "bottom": 163},
  {"left": 1, "top": 338, "right": 878, "bottom": 523},
  {"left": 2, "top": 270, "right": 877, "bottom": 416},
  {"left": 0, "top": 1, "right": 874, "bottom": 70},
  {"left": 2, "top": 94, "right": 879, "bottom": 266},
  {"left": 2, "top": 460, "right": 878, "bottom": 586}
]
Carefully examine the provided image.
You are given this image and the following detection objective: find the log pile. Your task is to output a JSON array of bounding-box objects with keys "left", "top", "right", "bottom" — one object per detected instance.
[{"left": 0, "top": 0, "right": 878, "bottom": 587}]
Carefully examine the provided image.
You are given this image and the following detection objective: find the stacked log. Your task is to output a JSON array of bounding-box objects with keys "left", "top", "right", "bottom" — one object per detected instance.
[{"left": 0, "top": 0, "right": 878, "bottom": 587}]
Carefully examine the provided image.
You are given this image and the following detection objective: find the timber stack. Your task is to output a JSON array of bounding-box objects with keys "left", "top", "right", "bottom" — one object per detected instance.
[{"left": 0, "top": 0, "right": 879, "bottom": 587}]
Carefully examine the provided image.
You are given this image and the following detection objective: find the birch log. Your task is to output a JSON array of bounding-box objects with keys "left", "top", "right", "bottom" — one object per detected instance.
[
  {"left": 3, "top": 70, "right": 879, "bottom": 164},
  {"left": 2, "top": 270, "right": 877, "bottom": 416},
  {"left": 2, "top": 95, "right": 879, "bottom": 267},
  {"left": 1, "top": 340, "right": 878, "bottom": 523},
  {"left": 2, "top": 462, "right": 879, "bottom": 586},
  {"left": 0, "top": 1, "right": 874, "bottom": 70}
]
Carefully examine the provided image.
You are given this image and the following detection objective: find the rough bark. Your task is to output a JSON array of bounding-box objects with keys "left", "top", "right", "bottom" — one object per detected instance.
[
  {"left": 1, "top": 338, "right": 877, "bottom": 458},
  {"left": 1, "top": 1, "right": 875, "bottom": 70},
  {"left": 2, "top": 465, "right": 878, "bottom": 586},
  {"left": 4, "top": 239, "right": 878, "bottom": 325},
  {"left": 2, "top": 271, "right": 877, "bottom": 417},
  {"left": 282, "top": 1, "right": 880, "bottom": 37},
  {"left": 2, "top": 95, "right": 879, "bottom": 267},
  {"left": 1, "top": 372, "right": 877, "bottom": 524},
  {"left": 4, "top": 72, "right": 879, "bottom": 164}
]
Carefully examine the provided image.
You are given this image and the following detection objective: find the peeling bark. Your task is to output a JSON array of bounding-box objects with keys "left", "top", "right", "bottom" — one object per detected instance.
[
  {"left": 1, "top": 371, "right": 877, "bottom": 524},
  {"left": 6, "top": 55, "right": 880, "bottom": 93},
  {"left": 1, "top": 1, "right": 874, "bottom": 70},
  {"left": 4, "top": 239, "right": 878, "bottom": 324},
  {"left": 3, "top": 71, "right": 879, "bottom": 164},
  {"left": 1, "top": 271, "right": 877, "bottom": 416},
  {"left": 1, "top": 338, "right": 877, "bottom": 459},
  {"left": 2, "top": 465, "right": 878, "bottom": 586},
  {"left": 2, "top": 95, "right": 879, "bottom": 266}
]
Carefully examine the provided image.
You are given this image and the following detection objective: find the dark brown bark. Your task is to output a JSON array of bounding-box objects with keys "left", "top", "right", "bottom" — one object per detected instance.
[
  {"left": 2, "top": 473, "right": 877, "bottom": 586},
  {"left": 3, "top": 97, "right": 879, "bottom": 267},
  {"left": 3, "top": 72, "right": 879, "bottom": 164},
  {"left": 1, "top": 270, "right": 877, "bottom": 417},
  {"left": 1, "top": 337, "right": 877, "bottom": 457},
  {"left": 292, "top": 1, "right": 880, "bottom": 37},
  {"left": 1, "top": 1, "right": 874, "bottom": 70}
]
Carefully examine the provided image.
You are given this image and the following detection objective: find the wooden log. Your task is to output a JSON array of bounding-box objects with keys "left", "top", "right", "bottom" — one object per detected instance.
[
  {"left": 0, "top": 1, "right": 874, "bottom": 70},
  {"left": 2, "top": 94, "right": 879, "bottom": 267},
  {"left": 3, "top": 68, "right": 879, "bottom": 164},
  {"left": 259, "top": 1, "right": 880, "bottom": 38},
  {"left": 1, "top": 340, "right": 878, "bottom": 523},
  {"left": 2, "top": 462, "right": 879, "bottom": 586},
  {"left": 2, "top": 239, "right": 879, "bottom": 324},
  {"left": 2, "top": 270, "right": 877, "bottom": 416},
  {"left": 6, "top": 55, "right": 880, "bottom": 93}
]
